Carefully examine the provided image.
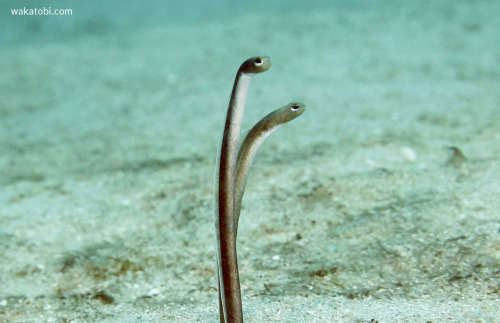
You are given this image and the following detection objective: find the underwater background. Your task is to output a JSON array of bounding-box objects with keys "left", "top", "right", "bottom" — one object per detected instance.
[{"left": 1, "top": 0, "right": 499, "bottom": 321}]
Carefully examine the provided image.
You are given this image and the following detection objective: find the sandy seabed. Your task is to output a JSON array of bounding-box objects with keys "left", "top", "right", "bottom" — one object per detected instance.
[{"left": 0, "top": 0, "right": 499, "bottom": 322}]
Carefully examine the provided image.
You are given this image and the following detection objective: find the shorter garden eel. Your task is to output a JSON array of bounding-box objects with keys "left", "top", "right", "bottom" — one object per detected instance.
[
  {"left": 234, "top": 102, "right": 305, "bottom": 234},
  {"left": 214, "top": 56, "right": 305, "bottom": 323}
]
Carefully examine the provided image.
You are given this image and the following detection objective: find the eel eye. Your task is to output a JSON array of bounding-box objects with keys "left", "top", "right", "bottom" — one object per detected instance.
[
  {"left": 291, "top": 104, "right": 299, "bottom": 111},
  {"left": 254, "top": 57, "right": 262, "bottom": 65}
]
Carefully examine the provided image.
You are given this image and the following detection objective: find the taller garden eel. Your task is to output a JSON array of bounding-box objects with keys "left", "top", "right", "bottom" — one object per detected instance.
[{"left": 214, "top": 56, "right": 305, "bottom": 323}]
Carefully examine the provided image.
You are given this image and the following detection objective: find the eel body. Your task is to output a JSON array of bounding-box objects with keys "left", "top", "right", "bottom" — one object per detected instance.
[
  {"left": 215, "top": 56, "right": 271, "bottom": 323},
  {"left": 234, "top": 102, "right": 306, "bottom": 231}
]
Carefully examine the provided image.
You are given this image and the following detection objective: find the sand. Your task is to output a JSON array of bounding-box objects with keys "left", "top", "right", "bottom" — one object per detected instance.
[{"left": 0, "top": 0, "right": 499, "bottom": 322}]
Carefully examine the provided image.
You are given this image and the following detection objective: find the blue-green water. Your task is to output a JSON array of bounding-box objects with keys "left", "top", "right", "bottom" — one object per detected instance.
[{"left": 1, "top": 0, "right": 382, "bottom": 45}]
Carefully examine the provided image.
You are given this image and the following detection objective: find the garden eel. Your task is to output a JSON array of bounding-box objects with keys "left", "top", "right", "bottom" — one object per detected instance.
[
  {"left": 215, "top": 56, "right": 271, "bottom": 323},
  {"left": 215, "top": 56, "right": 305, "bottom": 323},
  {"left": 234, "top": 102, "right": 305, "bottom": 234}
]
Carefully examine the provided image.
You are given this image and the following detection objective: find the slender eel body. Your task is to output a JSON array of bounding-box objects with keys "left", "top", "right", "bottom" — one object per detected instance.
[
  {"left": 234, "top": 102, "right": 306, "bottom": 232},
  {"left": 215, "top": 56, "right": 271, "bottom": 323}
]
